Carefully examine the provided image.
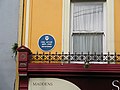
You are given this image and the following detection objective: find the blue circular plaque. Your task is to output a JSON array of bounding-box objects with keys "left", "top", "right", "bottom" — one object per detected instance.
[{"left": 38, "top": 34, "right": 55, "bottom": 52}]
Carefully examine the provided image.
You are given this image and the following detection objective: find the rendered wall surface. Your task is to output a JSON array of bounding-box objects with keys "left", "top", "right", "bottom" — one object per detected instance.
[
  {"left": 20, "top": 0, "right": 120, "bottom": 54},
  {"left": 16, "top": 0, "right": 120, "bottom": 90},
  {"left": 21, "top": 0, "right": 62, "bottom": 53},
  {"left": 0, "top": 0, "right": 19, "bottom": 90},
  {"left": 115, "top": 0, "right": 120, "bottom": 53}
]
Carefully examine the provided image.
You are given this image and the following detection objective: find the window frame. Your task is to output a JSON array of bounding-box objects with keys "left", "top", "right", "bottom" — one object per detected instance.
[
  {"left": 70, "top": 2, "right": 106, "bottom": 53},
  {"left": 62, "top": 0, "right": 114, "bottom": 53}
]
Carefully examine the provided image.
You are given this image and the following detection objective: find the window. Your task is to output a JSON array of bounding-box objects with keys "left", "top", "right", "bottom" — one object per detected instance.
[
  {"left": 62, "top": 0, "right": 114, "bottom": 53},
  {"left": 71, "top": 2, "right": 104, "bottom": 53}
]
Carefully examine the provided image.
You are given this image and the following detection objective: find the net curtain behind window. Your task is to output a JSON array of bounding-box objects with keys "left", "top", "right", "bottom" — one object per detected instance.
[
  {"left": 73, "top": 33, "right": 103, "bottom": 53},
  {"left": 72, "top": 3, "right": 103, "bottom": 53}
]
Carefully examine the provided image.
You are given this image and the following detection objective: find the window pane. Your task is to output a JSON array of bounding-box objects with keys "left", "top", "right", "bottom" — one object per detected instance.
[
  {"left": 73, "top": 33, "right": 103, "bottom": 53},
  {"left": 71, "top": 3, "right": 104, "bottom": 54},
  {"left": 73, "top": 3, "right": 103, "bottom": 31}
]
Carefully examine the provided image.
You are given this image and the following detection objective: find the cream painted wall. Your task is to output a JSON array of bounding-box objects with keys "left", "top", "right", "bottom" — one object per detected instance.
[
  {"left": 106, "top": 0, "right": 114, "bottom": 53},
  {"left": 62, "top": 0, "right": 70, "bottom": 53}
]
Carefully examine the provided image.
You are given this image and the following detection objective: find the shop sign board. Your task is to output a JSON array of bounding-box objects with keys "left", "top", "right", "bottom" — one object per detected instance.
[
  {"left": 29, "top": 78, "right": 81, "bottom": 90},
  {"left": 28, "top": 77, "right": 120, "bottom": 90}
]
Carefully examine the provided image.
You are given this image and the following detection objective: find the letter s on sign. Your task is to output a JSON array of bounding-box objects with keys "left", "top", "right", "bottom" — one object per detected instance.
[{"left": 112, "top": 80, "right": 120, "bottom": 90}]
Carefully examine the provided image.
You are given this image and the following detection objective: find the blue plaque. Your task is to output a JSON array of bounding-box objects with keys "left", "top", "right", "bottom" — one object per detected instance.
[{"left": 38, "top": 34, "right": 55, "bottom": 52}]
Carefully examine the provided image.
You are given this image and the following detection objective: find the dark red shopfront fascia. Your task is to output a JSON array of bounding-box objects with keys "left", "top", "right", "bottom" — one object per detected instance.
[
  {"left": 17, "top": 46, "right": 120, "bottom": 90},
  {"left": 63, "top": 76, "right": 120, "bottom": 90},
  {"left": 27, "top": 64, "right": 120, "bottom": 90},
  {"left": 19, "top": 63, "right": 120, "bottom": 90}
]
